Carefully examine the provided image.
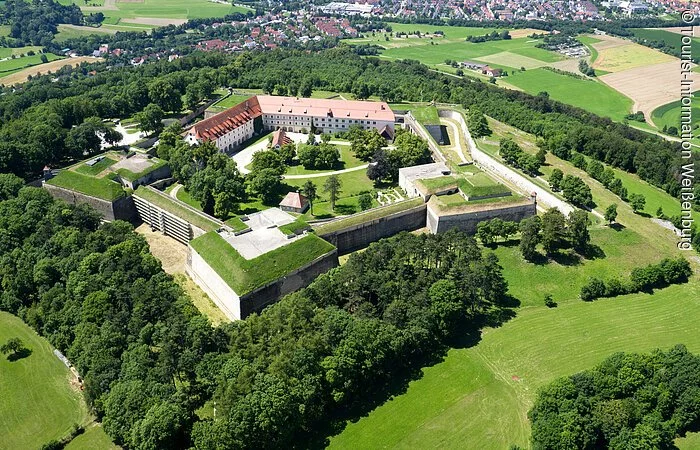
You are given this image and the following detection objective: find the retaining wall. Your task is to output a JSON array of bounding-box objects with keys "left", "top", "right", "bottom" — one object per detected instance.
[
  {"left": 317, "top": 203, "right": 427, "bottom": 255},
  {"left": 186, "top": 245, "right": 338, "bottom": 320},
  {"left": 427, "top": 200, "right": 537, "bottom": 234},
  {"left": 133, "top": 194, "right": 199, "bottom": 244},
  {"left": 43, "top": 183, "right": 137, "bottom": 221},
  {"left": 403, "top": 112, "right": 446, "bottom": 163}
]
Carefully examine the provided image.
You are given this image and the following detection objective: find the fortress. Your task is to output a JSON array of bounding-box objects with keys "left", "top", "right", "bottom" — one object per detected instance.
[{"left": 185, "top": 95, "right": 396, "bottom": 151}]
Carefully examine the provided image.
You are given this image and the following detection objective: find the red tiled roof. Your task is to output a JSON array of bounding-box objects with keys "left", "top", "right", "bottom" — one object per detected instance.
[
  {"left": 256, "top": 95, "right": 394, "bottom": 122},
  {"left": 279, "top": 192, "right": 308, "bottom": 209},
  {"left": 270, "top": 129, "right": 292, "bottom": 147},
  {"left": 191, "top": 97, "right": 262, "bottom": 141}
]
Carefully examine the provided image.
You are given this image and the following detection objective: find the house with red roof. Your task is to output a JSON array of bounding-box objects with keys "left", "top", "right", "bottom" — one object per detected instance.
[{"left": 279, "top": 191, "right": 309, "bottom": 214}]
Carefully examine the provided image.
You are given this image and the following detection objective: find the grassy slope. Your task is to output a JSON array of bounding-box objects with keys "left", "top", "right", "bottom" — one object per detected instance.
[
  {"left": 503, "top": 68, "right": 633, "bottom": 121},
  {"left": 54, "top": 24, "right": 114, "bottom": 42},
  {"left": 64, "top": 424, "right": 118, "bottom": 450},
  {"left": 0, "top": 312, "right": 89, "bottom": 450},
  {"left": 331, "top": 114, "right": 700, "bottom": 448},
  {"left": 651, "top": 91, "right": 700, "bottom": 131},
  {"left": 331, "top": 282, "right": 700, "bottom": 449},
  {"left": 48, "top": 170, "right": 125, "bottom": 201},
  {"left": 135, "top": 186, "right": 220, "bottom": 232}
]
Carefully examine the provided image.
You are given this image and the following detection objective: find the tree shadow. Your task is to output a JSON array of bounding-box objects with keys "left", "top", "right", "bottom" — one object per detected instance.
[
  {"left": 549, "top": 250, "right": 582, "bottom": 266},
  {"left": 635, "top": 211, "right": 652, "bottom": 218},
  {"left": 7, "top": 348, "right": 32, "bottom": 362},
  {"left": 609, "top": 223, "right": 626, "bottom": 232},
  {"left": 334, "top": 204, "right": 358, "bottom": 215},
  {"left": 527, "top": 252, "right": 550, "bottom": 266},
  {"left": 580, "top": 244, "right": 606, "bottom": 260}
]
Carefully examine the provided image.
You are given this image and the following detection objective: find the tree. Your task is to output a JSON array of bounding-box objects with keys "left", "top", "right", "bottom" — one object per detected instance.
[
  {"left": 629, "top": 193, "right": 646, "bottom": 214},
  {"left": 0, "top": 337, "right": 26, "bottom": 359},
  {"left": 560, "top": 175, "right": 594, "bottom": 208},
  {"left": 323, "top": 175, "right": 342, "bottom": 211},
  {"left": 567, "top": 210, "right": 590, "bottom": 252},
  {"left": 148, "top": 79, "right": 182, "bottom": 112},
  {"left": 541, "top": 208, "right": 567, "bottom": 255},
  {"left": 477, "top": 221, "right": 495, "bottom": 246},
  {"left": 519, "top": 216, "right": 541, "bottom": 261},
  {"left": 136, "top": 103, "right": 165, "bottom": 135},
  {"left": 549, "top": 168, "right": 563, "bottom": 191},
  {"left": 278, "top": 143, "right": 296, "bottom": 165},
  {"left": 0, "top": 174, "right": 24, "bottom": 201},
  {"left": 250, "top": 150, "right": 286, "bottom": 176},
  {"left": 247, "top": 168, "right": 281, "bottom": 204},
  {"left": 604, "top": 204, "right": 618, "bottom": 225},
  {"left": 467, "top": 107, "right": 491, "bottom": 138},
  {"left": 367, "top": 149, "right": 391, "bottom": 183},
  {"left": 301, "top": 181, "right": 318, "bottom": 215},
  {"left": 358, "top": 193, "right": 372, "bottom": 211}
]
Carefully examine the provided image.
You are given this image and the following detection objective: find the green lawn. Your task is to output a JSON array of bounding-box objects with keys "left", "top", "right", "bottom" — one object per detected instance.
[
  {"left": 135, "top": 186, "right": 221, "bottom": 232},
  {"left": 115, "top": 158, "right": 168, "bottom": 182},
  {"left": 54, "top": 24, "right": 114, "bottom": 42},
  {"left": 0, "top": 45, "right": 44, "bottom": 59},
  {"left": 73, "top": 0, "right": 252, "bottom": 29},
  {"left": 47, "top": 170, "right": 126, "bottom": 201},
  {"left": 189, "top": 232, "right": 335, "bottom": 296},
  {"left": 64, "top": 424, "right": 118, "bottom": 450},
  {"left": 74, "top": 156, "right": 118, "bottom": 176},
  {"left": 503, "top": 68, "right": 633, "bottom": 121},
  {"left": 651, "top": 92, "right": 700, "bottom": 137},
  {"left": 389, "top": 104, "right": 440, "bottom": 125},
  {"left": 631, "top": 28, "right": 700, "bottom": 56},
  {"left": 330, "top": 280, "right": 700, "bottom": 449},
  {"left": 314, "top": 197, "right": 424, "bottom": 234},
  {"left": 284, "top": 144, "right": 365, "bottom": 176},
  {"left": 0, "top": 312, "right": 90, "bottom": 450},
  {"left": 207, "top": 89, "right": 263, "bottom": 112}
]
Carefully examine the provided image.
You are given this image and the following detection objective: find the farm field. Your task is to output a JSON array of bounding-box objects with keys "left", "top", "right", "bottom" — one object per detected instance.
[
  {"left": 503, "top": 68, "right": 633, "bottom": 121},
  {"left": 65, "top": 0, "right": 253, "bottom": 30},
  {"left": 0, "top": 312, "right": 90, "bottom": 450},
  {"left": 0, "top": 56, "right": 102, "bottom": 85},
  {"left": 0, "top": 53, "right": 63, "bottom": 77},
  {"left": 55, "top": 24, "right": 116, "bottom": 42},
  {"left": 329, "top": 281, "right": 700, "bottom": 449},
  {"left": 590, "top": 36, "right": 675, "bottom": 73},
  {"left": 631, "top": 27, "right": 700, "bottom": 55},
  {"left": 0, "top": 45, "right": 43, "bottom": 59},
  {"left": 651, "top": 92, "right": 700, "bottom": 134}
]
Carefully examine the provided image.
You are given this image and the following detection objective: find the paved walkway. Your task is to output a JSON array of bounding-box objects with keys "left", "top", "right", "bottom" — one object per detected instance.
[
  {"left": 169, "top": 184, "right": 182, "bottom": 199},
  {"left": 439, "top": 117, "right": 469, "bottom": 164}
]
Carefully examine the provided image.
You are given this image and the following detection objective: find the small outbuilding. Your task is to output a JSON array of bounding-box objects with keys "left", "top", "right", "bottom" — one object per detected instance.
[{"left": 279, "top": 191, "right": 309, "bottom": 214}]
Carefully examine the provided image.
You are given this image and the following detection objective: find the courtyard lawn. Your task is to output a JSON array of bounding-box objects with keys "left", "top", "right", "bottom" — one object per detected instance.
[
  {"left": 189, "top": 232, "right": 335, "bottom": 296},
  {"left": 47, "top": 171, "right": 126, "bottom": 201},
  {"left": 330, "top": 281, "right": 700, "bottom": 449},
  {"left": 0, "top": 312, "right": 90, "bottom": 450},
  {"left": 503, "top": 68, "right": 633, "bottom": 121},
  {"left": 207, "top": 89, "right": 263, "bottom": 112},
  {"left": 284, "top": 145, "right": 365, "bottom": 176}
]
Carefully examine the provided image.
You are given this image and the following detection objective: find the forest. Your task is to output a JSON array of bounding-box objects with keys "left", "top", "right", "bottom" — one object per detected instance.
[{"left": 529, "top": 345, "right": 700, "bottom": 449}]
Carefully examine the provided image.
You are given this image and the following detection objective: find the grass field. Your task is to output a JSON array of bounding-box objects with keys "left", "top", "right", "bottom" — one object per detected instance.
[
  {"left": 64, "top": 424, "right": 118, "bottom": 450},
  {"left": 0, "top": 45, "right": 43, "bottom": 59},
  {"left": 330, "top": 281, "right": 700, "bottom": 449},
  {"left": 0, "top": 312, "right": 90, "bottom": 450},
  {"left": 283, "top": 144, "right": 365, "bottom": 176},
  {"left": 651, "top": 91, "right": 700, "bottom": 131},
  {"left": 503, "top": 68, "right": 633, "bottom": 121},
  {"left": 48, "top": 170, "right": 126, "bottom": 201},
  {"left": 65, "top": 0, "right": 252, "bottom": 30},
  {"left": 0, "top": 53, "right": 62, "bottom": 77},
  {"left": 390, "top": 103, "right": 440, "bottom": 125},
  {"left": 135, "top": 186, "right": 221, "bottom": 232},
  {"left": 631, "top": 28, "right": 700, "bottom": 56},
  {"left": 55, "top": 24, "right": 115, "bottom": 42},
  {"left": 74, "top": 156, "right": 118, "bottom": 176}
]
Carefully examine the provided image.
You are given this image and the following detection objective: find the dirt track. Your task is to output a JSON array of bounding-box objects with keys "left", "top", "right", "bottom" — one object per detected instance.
[{"left": 121, "top": 17, "right": 188, "bottom": 26}]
